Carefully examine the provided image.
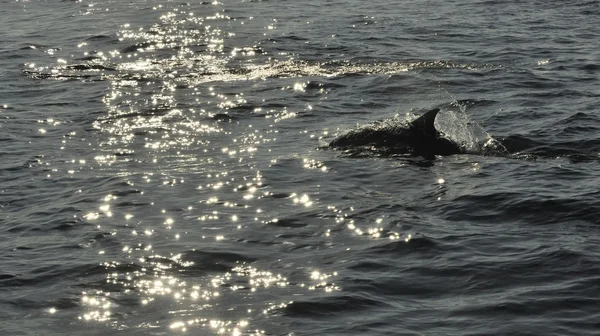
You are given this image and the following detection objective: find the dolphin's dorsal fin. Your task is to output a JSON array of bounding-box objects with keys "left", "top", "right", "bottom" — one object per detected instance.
[{"left": 410, "top": 108, "right": 440, "bottom": 135}]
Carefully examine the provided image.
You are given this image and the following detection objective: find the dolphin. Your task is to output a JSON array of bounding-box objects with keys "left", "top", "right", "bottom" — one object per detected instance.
[{"left": 329, "top": 108, "right": 464, "bottom": 158}]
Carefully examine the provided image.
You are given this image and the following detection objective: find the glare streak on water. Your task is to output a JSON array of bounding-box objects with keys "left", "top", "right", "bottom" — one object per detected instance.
[{"left": 1, "top": 0, "right": 600, "bottom": 335}]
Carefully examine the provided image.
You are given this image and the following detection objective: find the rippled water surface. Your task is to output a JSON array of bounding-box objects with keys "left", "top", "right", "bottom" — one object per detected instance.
[{"left": 2, "top": 0, "right": 600, "bottom": 335}]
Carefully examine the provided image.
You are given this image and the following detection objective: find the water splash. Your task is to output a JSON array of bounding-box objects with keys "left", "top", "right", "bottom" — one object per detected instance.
[{"left": 434, "top": 100, "right": 509, "bottom": 155}]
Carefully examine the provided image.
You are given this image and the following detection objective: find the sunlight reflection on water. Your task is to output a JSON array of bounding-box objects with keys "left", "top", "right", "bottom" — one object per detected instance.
[{"left": 23, "top": 1, "right": 433, "bottom": 334}]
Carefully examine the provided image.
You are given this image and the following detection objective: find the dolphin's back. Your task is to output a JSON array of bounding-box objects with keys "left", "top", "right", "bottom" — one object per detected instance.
[
  {"left": 329, "top": 108, "right": 463, "bottom": 158},
  {"left": 329, "top": 121, "right": 411, "bottom": 148}
]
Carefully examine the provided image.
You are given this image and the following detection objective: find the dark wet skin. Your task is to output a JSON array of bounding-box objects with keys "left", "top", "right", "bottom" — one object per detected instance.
[{"left": 329, "top": 108, "right": 464, "bottom": 158}]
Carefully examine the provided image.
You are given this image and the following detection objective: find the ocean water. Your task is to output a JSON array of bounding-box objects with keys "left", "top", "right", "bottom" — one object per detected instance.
[{"left": 2, "top": 0, "right": 600, "bottom": 335}]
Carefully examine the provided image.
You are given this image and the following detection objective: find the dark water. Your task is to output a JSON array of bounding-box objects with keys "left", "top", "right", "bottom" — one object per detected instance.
[{"left": 2, "top": 0, "right": 600, "bottom": 335}]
